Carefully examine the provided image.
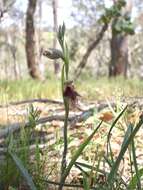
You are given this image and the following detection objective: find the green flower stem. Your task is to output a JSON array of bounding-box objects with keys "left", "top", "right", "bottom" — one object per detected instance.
[
  {"left": 44, "top": 23, "right": 70, "bottom": 190},
  {"left": 60, "top": 97, "right": 69, "bottom": 175},
  {"left": 58, "top": 23, "right": 70, "bottom": 190}
]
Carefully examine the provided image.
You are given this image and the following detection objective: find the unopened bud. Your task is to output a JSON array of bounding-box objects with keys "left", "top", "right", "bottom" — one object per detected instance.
[{"left": 43, "top": 48, "right": 64, "bottom": 60}]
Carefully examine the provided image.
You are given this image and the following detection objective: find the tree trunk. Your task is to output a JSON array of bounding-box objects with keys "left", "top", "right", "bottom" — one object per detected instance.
[
  {"left": 52, "top": 0, "right": 60, "bottom": 74},
  {"left": 25, "top": 0, "right": 41, "bottom": 79},
  {"left": 109, "top": 0, "right": 132, "bottom": 77},
  {"left": 109, "top": 26, "right": 128, "bottom": 77},
  {"left": 36, "top": 0, "right": 45, "bottom": 79},
  {"left": 9, "top": 29, "right": 19, "bottom": 79}
]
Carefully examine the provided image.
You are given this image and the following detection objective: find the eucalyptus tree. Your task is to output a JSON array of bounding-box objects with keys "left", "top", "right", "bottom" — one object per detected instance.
[
  {"left": 25, "top": 0, "right": 42, "bottom": 79},
  {"left": 72, "top": 0, "right": 135, "bottom": 78},
  {"left": 109, "top": 0, "right": 134, "bottom": 77}
]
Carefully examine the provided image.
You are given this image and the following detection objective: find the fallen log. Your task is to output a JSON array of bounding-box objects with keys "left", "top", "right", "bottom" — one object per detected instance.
[
  {"left": 0, "top": 108, "right": 94, "bottom": 139},
  {"left": 0, "top": 140, "right": 56, "bottom": 155},
  {"left": 1, "top": 97, "right": 141, "bottom": 139}
]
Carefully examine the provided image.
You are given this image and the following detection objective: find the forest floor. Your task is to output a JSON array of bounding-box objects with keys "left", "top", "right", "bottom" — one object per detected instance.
[{"left": 0, "top": 76, "right": 143, "bottom": 189}]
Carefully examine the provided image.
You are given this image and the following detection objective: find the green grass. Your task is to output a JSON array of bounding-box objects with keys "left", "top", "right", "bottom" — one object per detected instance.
[
  {"left": 0, "top": 77, "right": 61, "bottom": 104},
  {"left": 0, "top": 76, "right": 143, "bottom": 104},
  {"left": 1, "top": 75, "right": 143, "bottom": 189},
  {"left": 76, "top": 76, "right": 143, "bottom": 101}
]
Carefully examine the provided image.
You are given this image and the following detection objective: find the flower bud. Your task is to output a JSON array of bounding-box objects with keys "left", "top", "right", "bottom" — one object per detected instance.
[{"left": 43, "top": 48, "right": 64, "bottom": 60}]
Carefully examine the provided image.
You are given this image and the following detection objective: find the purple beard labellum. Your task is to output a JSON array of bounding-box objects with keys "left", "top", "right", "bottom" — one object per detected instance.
[{"left": 63, "top": 83, "right": 80, "bottom": 108}]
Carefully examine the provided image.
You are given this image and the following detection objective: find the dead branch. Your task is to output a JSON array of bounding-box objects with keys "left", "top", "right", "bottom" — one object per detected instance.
[
  {"left": 0, "top": 97, "right": 143, "bottom": 139},
  {"left": 0, "top": 96, "right": 142, "bottom": 108},
  {"left": 0, "top": 141, "right": 56, "bottom": 155},
  {"left": 74, "top": 23, "right": 108, "bottom": 80},
  {"left": 0, "top": 98, "right": 63, "bottom": 108},
  {"left": 0, "top": 109, "right": 95, "bottom": 139}
]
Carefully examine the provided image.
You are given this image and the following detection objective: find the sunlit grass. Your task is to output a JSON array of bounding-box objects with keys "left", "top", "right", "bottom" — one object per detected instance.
[
  {"left": 0, "top": 78, "right": 61, "bottom": 104},
  {"left": 76, "top": 76, "right": 143, "bottom": 101},
  {"left": 0, "top": 76, "right": 143, "bottom": 104},
  {"left": 0, "top": 75, "right": 143, "bottom": 189}
]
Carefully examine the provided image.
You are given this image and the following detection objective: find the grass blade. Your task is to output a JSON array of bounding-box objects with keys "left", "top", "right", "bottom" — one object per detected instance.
[
  {"left": 107, "top": 105, "right": 128, "bottom": 162},
  {"left": 128, "top": 168, "right": 143, "bottom": 189},
  {"left": 75, "top": 161, "right": 107, "bottom": 175},
  {"left": 107, "top": 116, "right": 143, "bottom": 187},
  {"left": 82, "top": 172, "right": 90, "bottom": 190},
  {"left": 131, "top": 124, "right": 141, "bottom": 190},
  {"left": 8, "top": 150, "right": 37, "bottom": 190}
]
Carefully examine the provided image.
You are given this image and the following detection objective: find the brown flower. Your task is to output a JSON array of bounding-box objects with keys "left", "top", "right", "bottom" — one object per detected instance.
[{"left": 63, "top": 81, "right": 80, "bottom": 108}]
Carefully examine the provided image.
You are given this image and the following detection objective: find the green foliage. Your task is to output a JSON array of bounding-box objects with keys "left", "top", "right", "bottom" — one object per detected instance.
[
  {"left": 101, "top": 0, "right": 126, "bottom": 24},
  {"left": 0, "top": 76, "right": 143, "bottom": 104},
  {"left": 107, "top": 106, "right": 128, "bottom": 163},
  {"left": 58, "top": 23, "right": 69, "bottom": 81},
  {"left": 8, "top": 151, "right": 37, "bottom": 190},
  {"left": 100, "top": 0, "right": 134, "bottom": 35},
  {"left": 128, "top": 168, "right": 143, "bottom": 189},
  {"left": 0, "top": 78, "right": 60, "bottom": 104},
  {"left": 28, "top": 104, "right": 41, "bottom": 128},
  {"left": 131, "top": 130, "right": 141, "bottom": 189},
  {"left": 0, "top": 20, "right": 143, "bottom": 189},
  {"left": 60, "top": 121, "right": 102, "bottom": 187},
  {"left": 45, "top": 23, "right": 71, "bottom": 189},
  {"left": 107, "top": 117, "right": 143, "bottom": 188},
  {"left": 112, "top": 16, "right": 134, "bottom": 35},
  {"left": 82, "top": 172, "right": 90, "bottom": 190},
  {"left": 0, "top": 104, "right": 48, "bottom": 189}
]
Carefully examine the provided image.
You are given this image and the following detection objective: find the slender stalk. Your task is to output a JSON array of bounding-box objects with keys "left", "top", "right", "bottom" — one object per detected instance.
[
  {"left": 60, "top": 97, "right": 69, "bottom": 176},
  {"left": 58, "top": 24, "right": 70, "bottom": 190}
]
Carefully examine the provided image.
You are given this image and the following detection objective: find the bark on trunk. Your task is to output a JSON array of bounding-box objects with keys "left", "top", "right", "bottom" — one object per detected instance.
[
  {"left": 109, "top": 26, "right": 128, "bottom": 77},
  {"left": 109, "top": 0, "right": 132, "bottom": 77},
  {"left": 25, "top": 0, "right": 41, "bottom": 79}
]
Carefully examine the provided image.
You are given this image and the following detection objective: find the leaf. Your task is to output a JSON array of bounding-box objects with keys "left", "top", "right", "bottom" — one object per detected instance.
[
  {"left": 8, "top": 151, "right": 37, "bottom": 190},
  {"left": 64, "top": 42, "right": 69, "bottom": 79},
  {"left": 121, "top": 123, "right": 132, "bottom": 149},
  {"left": 107, "top": 106, "right": 128, "bottom": 163},
  {"left": 61, "top": 64, "right": 65, "bottom": 93},
  {"left": 59, "top": 121, "right": 102, "bottom": 188},
  {"left": 75, "top": 161, "right": 107, "bottom": 176},
  {"left": 128, "top": 168, "right": 143, "bottom": 189},
  {"left": 107, "top": 106, "right": 128, "bottom": 142},
  {"left": 107, "top": 117, "right": 143, "bottom": 187},
  {"left": 130, "top": 124, "right": 141, "bottom": 190},
  {"left": 82, "top": 172, "right": 90, "bottom": 190},
  {"left": 62, "top": 22, "right": 66, "bottom": 37}
]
